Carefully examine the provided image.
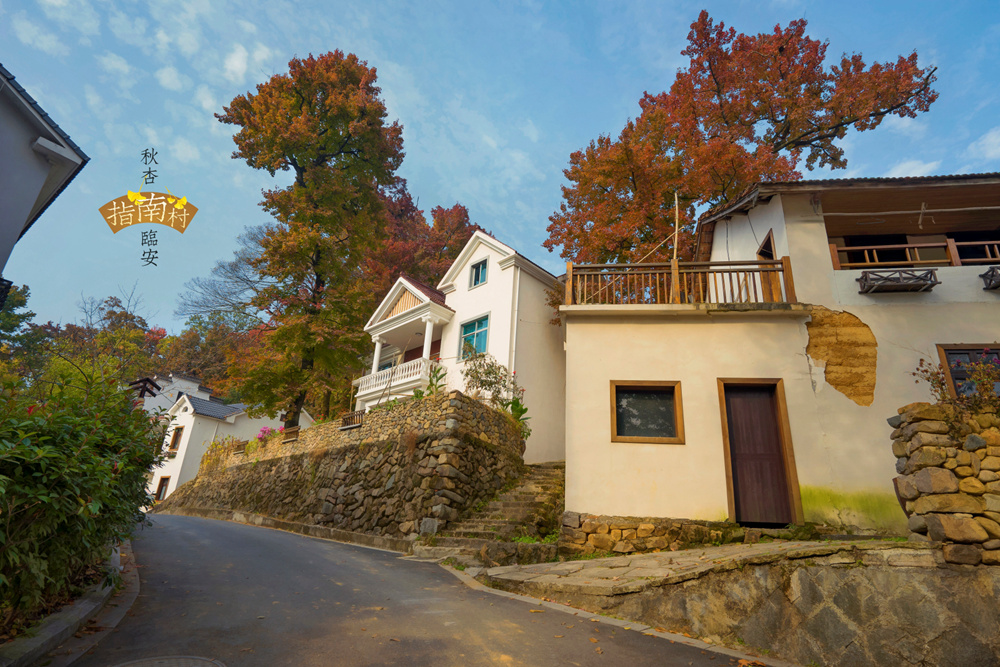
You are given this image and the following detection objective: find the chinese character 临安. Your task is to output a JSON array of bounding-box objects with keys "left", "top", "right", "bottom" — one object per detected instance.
[
  {"left": 141, "top": 248, "right": 158, "bottom": 267},
  {"left": 141, "top": 230, "right": 157, "bottom": 246}
]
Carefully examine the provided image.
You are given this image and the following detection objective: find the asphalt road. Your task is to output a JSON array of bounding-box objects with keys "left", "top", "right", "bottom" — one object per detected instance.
[{"left": 76, "top": 515, "right": 742, "bottom": 667}]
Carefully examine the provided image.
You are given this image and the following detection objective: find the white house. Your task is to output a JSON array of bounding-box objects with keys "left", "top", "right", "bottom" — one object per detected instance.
[
  {"left": 353, "top": 230, "right": 566, "bottom": 464},
  {"left": 561, "top": 173, "right": 1000, "bottom": 531},
  {"left": 145, "top": 373, "right": 313, "bottom": 501}
]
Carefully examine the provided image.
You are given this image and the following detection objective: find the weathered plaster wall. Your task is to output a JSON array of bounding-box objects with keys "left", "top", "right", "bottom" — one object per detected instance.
[
  {"left": 805, "top": 305, "right": 878, "bottom": 406},
  {"left": 157, "top": 391, "right": 527, "bottom": 538}
]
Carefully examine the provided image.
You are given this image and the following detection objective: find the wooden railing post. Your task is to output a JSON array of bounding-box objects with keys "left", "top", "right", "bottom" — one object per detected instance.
[
  {"left": 565, "top": 262, "right": 574, "bottom": 305},
  {"left": 946, "top": 238, "right": 961, "bottom": 266},
  {"left": 781, "top": 256, "right": 797, "bottom": 303},
  {"left": 670, "top": 258, "right": 680, "bottom": 303},
  {"left": 828, "top": 243, "right": 841, "bottom": 270}
]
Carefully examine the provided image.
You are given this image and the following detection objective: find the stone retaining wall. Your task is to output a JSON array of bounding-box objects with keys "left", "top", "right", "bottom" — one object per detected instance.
[
  {"left": 157, "top": 391, "right": 527, "bottom": 539},
  {"left": 558, "top": 513, "right": 750, "bottom": 555},
  {"left": 890, "top": 401, "right": 1000, "bottom": 564}
]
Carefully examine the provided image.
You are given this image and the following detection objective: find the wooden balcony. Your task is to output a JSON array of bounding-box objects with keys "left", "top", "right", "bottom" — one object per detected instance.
[
  {"left": 830, "top": 240, "right": 1000, "bottom": 270},
  {"left": 339, "top": 409, "right": 364, "bottom": 430},
  {"left": 565, "top": 258, "right": 796, "bottom": 306}
]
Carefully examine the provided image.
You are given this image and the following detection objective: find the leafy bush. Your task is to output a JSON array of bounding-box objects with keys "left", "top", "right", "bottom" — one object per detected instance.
[
  {"left": 913, "top": 353, "right": 1000, "bottom": 416},
  {"left": 461, "top": 348, "right": 531, "bottom": 439},
  {"left": 0, "top": 380, "right": 164, "bottom": 638},
  {"left": 200, "top": 435, "right": 243, "bottom": 474}
]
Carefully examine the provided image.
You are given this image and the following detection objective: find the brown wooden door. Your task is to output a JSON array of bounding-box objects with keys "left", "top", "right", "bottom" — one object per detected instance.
[{"left": 724, "top": 385, "right": 792, "bottom": 525}]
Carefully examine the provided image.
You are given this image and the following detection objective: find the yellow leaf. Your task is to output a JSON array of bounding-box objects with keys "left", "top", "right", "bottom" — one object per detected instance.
[
  {"left": 590, "top": 637, "right": 599, "bottom": 643},
  {"left": 529, "top": 609, "right": 544, "bottom": 613}
]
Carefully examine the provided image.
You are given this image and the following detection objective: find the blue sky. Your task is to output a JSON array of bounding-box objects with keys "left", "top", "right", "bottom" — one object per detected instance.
[{"left": 4, "top": 0, "right": 999, "bottom": 332}]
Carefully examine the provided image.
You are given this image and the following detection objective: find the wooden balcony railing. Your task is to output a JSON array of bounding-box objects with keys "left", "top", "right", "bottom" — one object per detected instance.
[
  {"left": 830, "top": 239, "right": 1000, "bottom": 270},
  {"left": 339, "top": 410, "right": 364, "bottom": 429},
  {"left": 565, "top": 257, "right": 796, "bottom": 306}
]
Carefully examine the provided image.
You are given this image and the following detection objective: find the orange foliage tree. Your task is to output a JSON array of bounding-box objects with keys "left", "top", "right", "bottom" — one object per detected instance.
[{"left": 545, "top": 11, "right": 938, "bottom": 264}]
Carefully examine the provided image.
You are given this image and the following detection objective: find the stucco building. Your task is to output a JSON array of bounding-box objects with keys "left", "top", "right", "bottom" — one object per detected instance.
[{"left": 561, "top": 173, "right": 999, "bottom": 530}]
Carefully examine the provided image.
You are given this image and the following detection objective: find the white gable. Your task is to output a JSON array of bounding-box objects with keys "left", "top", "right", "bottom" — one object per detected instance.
[{"left": 436, "top": 231, "right": 515, "bottom": 293}]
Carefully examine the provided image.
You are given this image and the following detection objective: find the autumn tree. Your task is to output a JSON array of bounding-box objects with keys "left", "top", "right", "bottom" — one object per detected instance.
[
  {"left": 157, "top": 313, "right": 239, "bottom": 395},
  {"left": 546, "top": 10, "right": 938, "bottom": 264}
]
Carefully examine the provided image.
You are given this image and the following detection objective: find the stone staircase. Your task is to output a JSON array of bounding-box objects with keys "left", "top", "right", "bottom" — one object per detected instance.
[{"left": 411, "top": 461, "right": 564, "bottom": 563}]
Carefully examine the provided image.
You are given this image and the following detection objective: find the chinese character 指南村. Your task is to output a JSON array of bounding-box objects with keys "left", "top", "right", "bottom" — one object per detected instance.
[
  {"left": 141, "top": 147, "right": 158, "bottom": 165},
  {"left": 141, "top": 230, "right": 158, "bottom": 246},
  {"left": 141, "top": 248, "right": 158, "bottom": 267}
]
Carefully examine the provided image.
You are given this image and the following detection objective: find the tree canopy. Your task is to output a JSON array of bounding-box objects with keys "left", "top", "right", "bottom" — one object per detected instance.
[{"left": 545, "top": 11, "right": 938, "bottom": 264}]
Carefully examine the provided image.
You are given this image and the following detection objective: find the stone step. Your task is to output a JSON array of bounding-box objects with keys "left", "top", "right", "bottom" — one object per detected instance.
[
  {"left": 445, "top": 529, "right": 517, "bottom": 540},
  {"left": 431, "top": 536, "right": 490, "bottom": 549},
  {"left": 410, "top": 545, "right": 478, "bottom": 559}
]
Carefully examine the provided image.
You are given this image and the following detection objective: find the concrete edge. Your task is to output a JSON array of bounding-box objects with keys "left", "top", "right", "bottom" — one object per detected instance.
[
  {"left": 0, "top": 546, "right": 122, "bottom": 667},
  {"left": 156, "top": 506, "right": 414, "bottom": 554},
  {"left": 39, "top": 541, "right": 142, "bottom": 667},
  {"left": 438, "top": 565, "right": 796, "bottom": 667}
]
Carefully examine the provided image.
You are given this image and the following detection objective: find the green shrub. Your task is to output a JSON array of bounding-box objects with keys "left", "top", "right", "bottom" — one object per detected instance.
[{"left": 0, "top": 380, "right": 164, "bottom": 638}]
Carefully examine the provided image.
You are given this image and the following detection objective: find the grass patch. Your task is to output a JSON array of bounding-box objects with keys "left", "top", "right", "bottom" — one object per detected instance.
[
  {"left": 801, "top": 486, "right": 907, "bottom": 535},
  {"left": 441, "top": 557, "right": 466, "bottom": 571}
]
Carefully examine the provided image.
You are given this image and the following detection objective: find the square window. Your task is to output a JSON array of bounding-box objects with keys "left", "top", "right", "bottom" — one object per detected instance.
[
  {"left": 611, "top": 381, "right": 684, "bottom": 444},
  {"left": 460, "top": 315, "right": 489, "bottom": 358},
  {"left": 939, "top": 346, "right": 1000, "bottom": 397},
  {"left": 470, "top": 259, "right": 488, "bottom": 288}
]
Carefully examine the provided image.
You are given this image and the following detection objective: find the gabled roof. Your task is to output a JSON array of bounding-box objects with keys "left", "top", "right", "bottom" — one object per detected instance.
[
  {"left": 186, "top": 395, "right": 246, "bottom": 420},
  {"left": 400, "top": 273, "right": 448, "bottom": 307},
  {"left": 365, "top": 275, "right": 455, "bottom": 331},
  {"left": 437, "top": 230, "right": 557, "bottom": 292},
  {"left": 0, "top": 62, "right": 89, "bottom": 239}
]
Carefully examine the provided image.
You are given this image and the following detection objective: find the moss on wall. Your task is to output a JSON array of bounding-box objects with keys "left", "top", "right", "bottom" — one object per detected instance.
[
  {"left": 805, "top": 305, "right": 878, "bottom": 406},
  {"left": 801, "top": 485, "right": 907, "bottom": 534}
]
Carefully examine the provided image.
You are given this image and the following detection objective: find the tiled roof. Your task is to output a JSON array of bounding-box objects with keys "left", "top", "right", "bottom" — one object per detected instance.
[
  {"left": 401, "top": 274, "right": 449, "bottom": 308},
  {"left": 186, "top": 396, "right": 246, "bottom": 420}
]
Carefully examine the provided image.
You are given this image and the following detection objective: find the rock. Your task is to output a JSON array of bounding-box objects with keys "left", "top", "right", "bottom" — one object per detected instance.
[
  {"left": 960, "top": 477, "right": 988, "bottom": 495},
  {"left": 925, "top": 514, "right": 989, "bottom": 543},
  {"left": 588, "top": 533, "right": 615, "bottom": 551},
  {"left": 901, "top": 403, "right": 949, "bottom": 422},
  {"left": 988, "top": 481, "right": 1000, "bottom": 494},
  {"left": 965, "top": 434, "right": 988, "bottom": 451},
  {"left": 914, "top": 468, "right": 959, "bottom": 494},
  {"left": 561, "top": 527, "right": 587, "bottom": 543},
  {"left": 887, "top": 414, "right": 904, "bottom": 428},
  {"left": 954, "top": 466, "right": 975, "bottom": 478},
  {"left": 986, "top": 495, "right": 1000, "bottom": 513},
  {"left": 897, "top": 458, "right": 910, "bottom": 474},
  {"left": 891, "top": 440, "right": 908, "bottom": 457},
  {"left": 908, "top": 532, "right": 932, "bottom": 543},
  {"left": 942, "top": 543, "right": 982, "bottom": 565},
  {"left": 983, "top": 539, "right": 1000, "bottom": 550},
  {"left": 983, "top": 550, "right": 1000, "bottom": 565},
  {"left": 907, "top": 447, "right": 947, "bottom": 472},
  {"left": 894, "top": 475, "right": 919, "bottom": 500},
  {"left": 956, "top": 451, "right": 973, "bottom": 466},
  {"left": 944, "top": 459, "right": 959, "bottom": 470},
  {"left": 562, "top": 511, "right": 581, "bottom": 528},
  {"left": 903, "top": 420, "right": 951, "bottom": 439},
  {"left": 646, "top": 536, "right": 668, "bottom": 549},
  {"left": 636, "top": 523, "right": 655, "bottom": 538},
  {"left": 908, "top": 433, "right": 953, "bottom": 454},
  {"left": 912, "top": 494, "right": 985, "bottom": 515},
  {"left": 622, "top": 529, "right": 637, "bottom": 540},
  {"left": 981, "top": 429, "right": 1000, "bottom": 447},
  {"left": 612, "top": 541, "right": 636, "bottom": 553},
  {"left": 610, "top": 529, "right": 622, "bottom": 541},
  {"left": 420, "top": 517, "right": 440, "bottom": 535},
  {"left": 982, "top": 457, "right": 1000, "bottom": 471},
  {"left": 744, "top": 528, "right": 762, "bottom": 544},
  {"left": 975, "top": 517, "right": 1000, "bottom": 539},
  {"left": 908, "top": 514, "right": 928, "bottom": 534}
]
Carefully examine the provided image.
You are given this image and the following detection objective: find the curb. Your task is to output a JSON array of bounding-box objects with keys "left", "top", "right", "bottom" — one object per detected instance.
[
  {"left": 0, "top": 546, "right": 123, "bottom": 667},
  {"left": 438, "top": 564, "right": 797, "bottom": 667},
  {"left": 155, "top": 506, "right": 414, "bottom": 554}
]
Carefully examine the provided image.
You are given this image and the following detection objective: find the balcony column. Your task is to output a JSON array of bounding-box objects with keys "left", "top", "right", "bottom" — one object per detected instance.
[
  {"left": 370, "top": 335, "right": 385, "bottom": 375},
  {"left": 420, "top": 315, "right": 436, "bottom": 360}
]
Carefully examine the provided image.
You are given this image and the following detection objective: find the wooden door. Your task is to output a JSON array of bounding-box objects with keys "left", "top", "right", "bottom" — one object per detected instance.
[{"left": 724, "top": 385, "right": 792, "bottom": 525}]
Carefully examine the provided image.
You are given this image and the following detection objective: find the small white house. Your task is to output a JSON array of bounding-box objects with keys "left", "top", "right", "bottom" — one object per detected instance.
[
  {"left": 353, "top": 230, "right": 566, "bottom": 464},
  {"left": 145, "top": 373, "right": 313, "bottom": 501}
]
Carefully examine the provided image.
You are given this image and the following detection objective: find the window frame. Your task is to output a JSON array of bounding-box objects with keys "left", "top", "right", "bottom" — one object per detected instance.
[
  {"left": 458, "top": 313, "right": 490, "bottom": 359},
  {"left": 168, "top": 425, "right": 184, "bottom": 453},
  {"left": 610, "top": 380, "right": 685, "bottom": 445},
  {"left": 154, "top": 477, "right": 171, "bottom": 501},
  {"left": 469, "top": 258, "right": 488, "bottom": 289},
  {"left": 936, "top": 344, "right": 1000, "bottom": 398}
]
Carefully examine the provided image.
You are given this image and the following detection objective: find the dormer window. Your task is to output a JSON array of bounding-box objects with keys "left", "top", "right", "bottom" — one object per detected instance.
[{"left": 470, "top": 259, "right": 488, "bottom": 288}]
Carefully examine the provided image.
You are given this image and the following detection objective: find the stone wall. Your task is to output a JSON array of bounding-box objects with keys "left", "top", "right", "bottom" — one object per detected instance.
[
  {"left": 558, "top": 513, "right": 751, "bottom": 555},
  {"left": 157, "top": 391, "right": 527, "bottom": 539},
  {"left": 890, "top": 401, "right": 1000, "bottom": 564}
]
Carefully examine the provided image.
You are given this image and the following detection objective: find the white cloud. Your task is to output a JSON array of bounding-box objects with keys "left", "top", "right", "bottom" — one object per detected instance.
[
  {"left": 224, "top": 44, "right": 249, "bottom": 84},
  {"left": 108, "top": 11, "right": 148, "bottom": 48},
  {"left": 38, "top": 0, "right": 99, "bottom": 37},
  {"left": 252, "top": 43, "right": 273, "bottom": 67},
  {"left": 174, "top": 28, "right": 200, "bottom": 57},
  {"left": 520, "top": 119, "right": 540, "bottom": 143},
  {"left": 885, "top": 159, "right": 941, "bottom": 178},
  {"left": 884, "top": 116, "right": 927, "bottom": 139},
  {"left": 171, "top": 137, "right": 201, "bottom": 163},
  {"left": 12, "top": 12, "right": 69, "bottom": 56},
  {"left": 97, "top": 52, "right": 131, "bottom": 77},
  {"left": 967, "top": 126, "right": 1000, "bottom": 161},
  {"left": 155, "top": 66, "right": 187, "bottom": 92},
  {"left": 195, "top": 85, "right": 218, "bottom": 113},
  {"left": 238, "top": 19, "right": 258, "bottom": 33}
]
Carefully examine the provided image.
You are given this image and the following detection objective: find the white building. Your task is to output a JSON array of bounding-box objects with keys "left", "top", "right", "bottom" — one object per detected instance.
[
  {"left": 144, "top": 373, "right": 313, "bottom": 501},
  {"left": 561, "top": 173, "right": 1000, "bottom": 531},
  {"left": 353, "top": 231, "right": 566, "bottom": 464}
]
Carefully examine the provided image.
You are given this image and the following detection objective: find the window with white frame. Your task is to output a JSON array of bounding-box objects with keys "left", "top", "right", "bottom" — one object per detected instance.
[
  {"left": 460, "top": 315, "right": 489, "bottom": 358},
  {"left": 469, "top": 259, "right": 488, "bottom": 288}
]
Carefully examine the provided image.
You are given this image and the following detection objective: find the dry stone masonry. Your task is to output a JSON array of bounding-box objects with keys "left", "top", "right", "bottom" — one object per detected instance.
[
  {"left": 890, "top": 401, "right": 1000, "bottom": 565},
  {"left": 157, "top": 391, "right": 527, "bottom": 539},
  {"left": 559, "top": 513, "right": 748, "bottom": 556}
]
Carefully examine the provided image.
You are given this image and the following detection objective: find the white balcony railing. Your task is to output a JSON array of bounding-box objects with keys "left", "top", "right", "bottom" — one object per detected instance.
[{"left": 354, "top": 357, "right": 441, "bottom": 396}]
